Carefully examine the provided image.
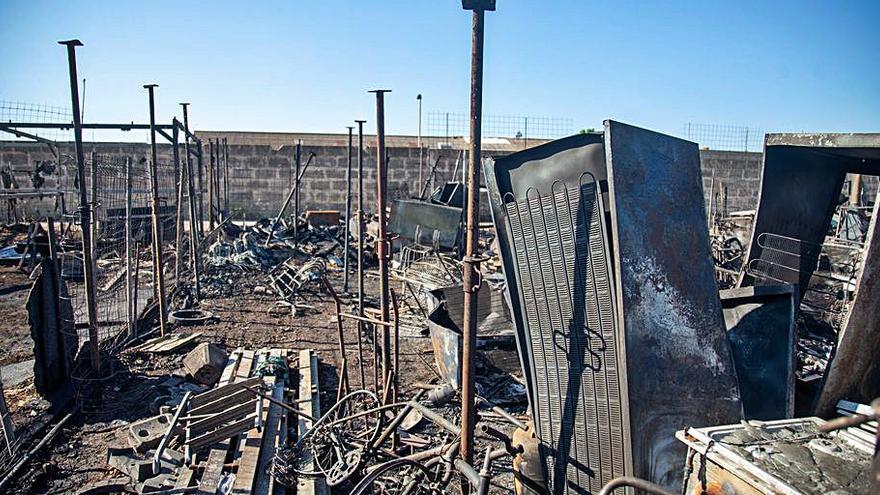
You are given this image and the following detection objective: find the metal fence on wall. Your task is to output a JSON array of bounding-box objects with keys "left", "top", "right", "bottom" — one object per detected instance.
[
  {"left": 426, "top": 111, "right": 575, "bottom": 141},
  {"left": 683, "top": 123, "right": 768, "bottom": 152}
]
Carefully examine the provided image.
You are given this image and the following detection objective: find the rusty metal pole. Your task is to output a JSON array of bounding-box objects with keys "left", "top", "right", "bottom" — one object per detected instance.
[
  {"left": 59, "top": 39, "right": 100, "bottom": 371},
  {"left": 180, "top": 105, "right": 201, "bottom": 301},
  {"left": 173, "top": 124, "right": 184, "bottom": 283},
  {"left": 370, "top": 89, "right": 392, "bottom": 396},
  {"left": 355, "top": 119, "right": 371, "bottom": 391},
  {"left": 207, "top": 139, "right": 215, "bottom": 230},
  {"left": 223, "top": 137, "right": 229, "bottom": 218},
  {"left": 460, "top": 0, "right": 493, "bottom": 468},
  {"left": 343, "top": 126, "right": 354, "bottom": 293},
  {"left": 293, "top": 141, "right": 302, "bottom": 241},
  {"left": 144, "top": 84, "right": 169, "bottom": 336}
]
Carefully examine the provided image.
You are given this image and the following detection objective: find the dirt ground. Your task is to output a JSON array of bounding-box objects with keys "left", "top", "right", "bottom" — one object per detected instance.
[
  {"left": 0, "top": 262, "right": 524, "bottom": 493},
  {"left": 0, "top": 266, "right": 37, "bottom": 367}
]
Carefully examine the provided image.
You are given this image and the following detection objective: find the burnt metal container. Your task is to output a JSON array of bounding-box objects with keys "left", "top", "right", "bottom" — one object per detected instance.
[{"left": 485, "top": 121, "right": 742, "bottom": 493}]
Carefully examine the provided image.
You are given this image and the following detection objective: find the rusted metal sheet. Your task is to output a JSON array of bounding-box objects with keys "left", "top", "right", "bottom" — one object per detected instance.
[
  {"left": 720, "top": 284, "right": 797, "bottom": 420},
  {"left": 604, "top": 120, "right": 741, "bottom": 489}
]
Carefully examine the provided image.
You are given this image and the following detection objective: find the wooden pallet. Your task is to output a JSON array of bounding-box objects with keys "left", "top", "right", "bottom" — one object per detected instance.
[{"left": 183, "top": 347, "right": 323, "bottom": 495}]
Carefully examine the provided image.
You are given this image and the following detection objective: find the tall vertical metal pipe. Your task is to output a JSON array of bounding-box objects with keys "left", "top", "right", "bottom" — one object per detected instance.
[
  {"left": 59, "top": 39, "right": 100, "bottom": 371},
  {"left": 173, "top": 124, "right": 184, "bottom": 282},
  {"left": 460, "top": 0, "right": 493, "bottom": 466},
  {"left": 223, "top": 137, "right": 229, "bottom": 218},
  {"left": 343, "top": 126, "right": 354, "bottom": 292},
  {"left": 207, "top": 139, "right": 215, "bottom": 229},
  {"left": 144, "top": 84, "right": 169, "bottom": 336},
  {"left": 293, "top": 141, "right": 302, "bottom": 240},
  {"left": 355, "top": 119, "right": 371, "bottom": 391},
  {"left": 369, "top": 89, "right": 391, "bottom": 394},
  {"left": 180, "top": 105, "right": 201, "bottom": 301},
  {"left": 125, "top": 157, "right": 134, "bottom": 339}
]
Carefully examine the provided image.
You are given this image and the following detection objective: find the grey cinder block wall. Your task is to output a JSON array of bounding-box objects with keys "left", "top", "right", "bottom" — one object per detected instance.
[{"left": 3, "top": 135, "right": 872, "bottom": 223}]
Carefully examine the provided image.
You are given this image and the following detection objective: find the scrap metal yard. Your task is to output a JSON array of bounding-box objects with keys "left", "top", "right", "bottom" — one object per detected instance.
[{"left": 0, "top": 2, "right": 878, "bottom": 495}]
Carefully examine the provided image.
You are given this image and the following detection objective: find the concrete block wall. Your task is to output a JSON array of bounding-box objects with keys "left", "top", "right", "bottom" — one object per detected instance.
[
  {"left": 0, "top": 139, "right": 800, "bottom": 223},
  {"left": 700, "top": 150, "right": 764, "bottom": 214}
]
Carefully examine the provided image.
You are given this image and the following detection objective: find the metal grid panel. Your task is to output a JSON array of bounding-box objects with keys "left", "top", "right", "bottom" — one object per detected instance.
[{"left": 504, "top": 179, "right": 625, "bottom": 494}]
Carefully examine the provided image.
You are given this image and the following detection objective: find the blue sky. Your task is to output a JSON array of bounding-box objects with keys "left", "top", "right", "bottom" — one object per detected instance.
[{"left": 1, "top": 0, "right": 878, "bottom": 141}]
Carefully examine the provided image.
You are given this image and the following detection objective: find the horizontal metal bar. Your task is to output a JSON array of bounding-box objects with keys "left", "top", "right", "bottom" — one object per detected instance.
[{"left": 2, "top": 122, "right": 173, "bottom": 130}]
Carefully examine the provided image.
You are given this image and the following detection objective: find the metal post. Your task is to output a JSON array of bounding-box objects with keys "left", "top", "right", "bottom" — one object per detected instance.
[
  {"left": 223, "top": 138, "right": 229, "bottom": 218},
  {"left": 207, "top": 139, "right": 215, "bottom": 230},
  {"left": 173, "top": 124, "right": 184, "bottom": 283},
  {"left": 417, "top": 94, "right": 423, "bottom": 192},
  {"left": 370, "top": 89, "right": 392, "bottom": 395},
  {"left": 90, "top": 151, "right": 98, "bottom": 266},
  {"left": 59, "top": 39, "right": 101, "bottom": 371},
  {"left": 355, "top": 119, "right": 370, "bottom": 391},
  {"left": 293, "top": 141, "right": 302, "bottom": 240},
  {"left": 196, "top": 140, "right": 204, "bottom": 236},
  {"left": 180, "top": 106, "right": 201, "bottom": 301},
  {"left": 125, "top": 157, "right": 134, "bottom": 339},
  {"left": 343, "top": 126, "right": 354, "bottom": 293},
  {"left": 460, "top": 0, "right": 493, "bottom": 467},
  {"left": 144, "top": 84, "right": 169, "bottom": 336}
]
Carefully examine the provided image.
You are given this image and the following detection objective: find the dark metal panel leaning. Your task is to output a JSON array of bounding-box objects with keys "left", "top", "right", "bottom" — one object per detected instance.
[
  {"left": 720, "top": 284, "right": 797, "bottom": 420},
  {"left": 604, "top": 120, "right": 741, "bottom": 489},
  {"left": 485, "top": 132, "right": 625, "bottom": 494}
]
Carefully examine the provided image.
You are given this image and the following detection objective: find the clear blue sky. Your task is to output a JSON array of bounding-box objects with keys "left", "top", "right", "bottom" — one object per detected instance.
[{"left": 1, "top": 0, "right": 878, "bottom": 141}]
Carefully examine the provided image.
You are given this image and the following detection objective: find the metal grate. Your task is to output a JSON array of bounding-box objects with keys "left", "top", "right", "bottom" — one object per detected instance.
[{"left": 503, "top": 177, "right": 625, "bottom": 494}]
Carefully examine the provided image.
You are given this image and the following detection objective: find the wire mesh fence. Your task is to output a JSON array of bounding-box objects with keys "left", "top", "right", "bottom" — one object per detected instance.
[
  {"left": 426, "top": 111, "right": 575, "bottom": 141},
  {"left": 44, "top": 150, "right": 190, "bottom": 409},
  {"left": 683, "top": 123, "right": 768, "bottom": 152},
  {"left": 0, "top": 100, "right": 72, "bottom": 143}
]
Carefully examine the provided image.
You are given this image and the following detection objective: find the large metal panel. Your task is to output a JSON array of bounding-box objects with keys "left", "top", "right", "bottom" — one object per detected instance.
[
  {"left": 485, "top": 133, "right": 625, "bottom": 494},
  {"left": 604, "top": 120, "right": 742, "bottom": 488},
  {"left": 720, "top": 284, "right": 797, "bottom": 420}
]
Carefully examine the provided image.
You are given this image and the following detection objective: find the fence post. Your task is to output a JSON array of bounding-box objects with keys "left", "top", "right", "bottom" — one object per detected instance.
[
  {"left": 59, "top": 39, "right": 101, "bottom": 371},
  {"left": 144, "top": 84, "right": 169, "bottom": 336},
  {"left": 179, "top": 110, "right": 202, "bottom": 302},
  {"left": 173, "top": 124, "right": 184, "bottom": 284},
  {"left": 196, "top": 141, "right": 205, "bottom": 237},
  {"left": 125, "top": 157, "right": 135, "bottom": 339},
  {"left": 207, "top": 139, "right": 215, "bottom": 230}
]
